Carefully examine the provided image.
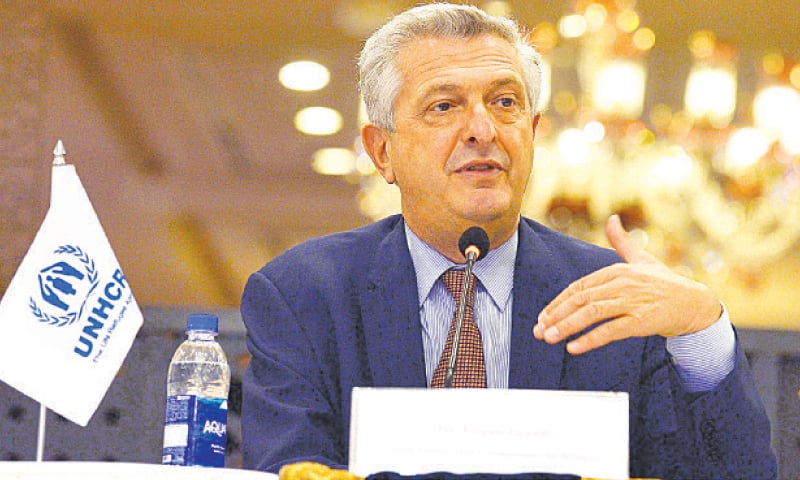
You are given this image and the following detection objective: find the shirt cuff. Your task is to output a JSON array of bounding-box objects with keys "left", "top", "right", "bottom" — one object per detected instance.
[{"left": 665, "top": 304, "right": 736, "bottom": 393}]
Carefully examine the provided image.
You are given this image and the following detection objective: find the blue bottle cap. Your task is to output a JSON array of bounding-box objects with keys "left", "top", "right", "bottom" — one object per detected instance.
[{"left": 186, "top": 313, "right": 219, "bottom": 333}]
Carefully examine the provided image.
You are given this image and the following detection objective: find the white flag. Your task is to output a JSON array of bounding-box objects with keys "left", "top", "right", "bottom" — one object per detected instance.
[{"left": 0, "top": 149, "right": 143, "bottom": 426}]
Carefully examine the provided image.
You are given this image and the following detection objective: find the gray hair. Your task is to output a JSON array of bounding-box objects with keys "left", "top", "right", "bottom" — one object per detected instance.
[{"left": 358, "top": 3, "right": 543, "bottom": 131}]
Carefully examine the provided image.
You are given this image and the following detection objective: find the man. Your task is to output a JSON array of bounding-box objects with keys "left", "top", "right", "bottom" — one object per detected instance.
[{"left": 241, "top": 4, "right": 776, "bottom": 478}]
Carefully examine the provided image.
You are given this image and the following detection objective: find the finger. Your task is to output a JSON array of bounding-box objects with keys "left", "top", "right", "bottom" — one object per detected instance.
[
  {"left": 537, "top": 280, "right": 585, "bottom": 335},
  {"left": 540, "top": 273, "right": 600, "bottom": 324},
  {"left": 605, "top": 214, "right": 659, "bottom": 265},
  {"left": 538, "top": 284, "right": 628, "bottom": 344},
  {"left": 566, "top": 316, "right": 638, "bottom": 355},
  {"left": 537, "top": 264, "right": 628, "bottom": 328}
]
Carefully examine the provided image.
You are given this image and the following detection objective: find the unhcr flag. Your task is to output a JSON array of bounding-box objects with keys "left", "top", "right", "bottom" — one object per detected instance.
[{"left": 0, "top": 141, "right": 143, "bottom": 426}]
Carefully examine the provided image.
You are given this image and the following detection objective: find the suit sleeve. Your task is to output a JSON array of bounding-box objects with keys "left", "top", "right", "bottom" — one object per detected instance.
[
  {"left": 240, "top": 271, "right": 347, "bottom": 473},
  {"left": 631, "top": 334, "right": 777, "bottom": 479}
]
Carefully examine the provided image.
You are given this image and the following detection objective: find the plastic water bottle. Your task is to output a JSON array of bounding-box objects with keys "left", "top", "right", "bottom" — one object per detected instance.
[{"left": 162, "top": 313, "right": 230, "bottom": 467}]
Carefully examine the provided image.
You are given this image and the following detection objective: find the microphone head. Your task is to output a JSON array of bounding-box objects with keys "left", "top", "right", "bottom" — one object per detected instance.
[{"left": 458, "top": 226, "right": 490, "bottom": 261}]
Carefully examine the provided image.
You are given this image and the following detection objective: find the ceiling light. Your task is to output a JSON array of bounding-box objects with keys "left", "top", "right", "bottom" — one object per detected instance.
[
  {"left": 633, "top": 28, "right": 655, "bottom": 51},
  {"left": 753, "top": 86, "right": 800, "bottom": 138},
  {"left": 557, "top": 128, "right": 590, "bottom": 166},
  {"left": 684, "top": 65, "right": 737, "bottom": 126},
  {"left": 279, "top": 61, "right": 330, "bottom": 91},
  {"left": 688, "top": 31, "right": 716, "bottom": 59},
  {"left": 790, "top": 65, "right": 800, "bottom": 88},
  {"left": 616, "top": 9, "right": 640, "bottom": 33},
  {"left": 481, "top": 1, "right": 512, "bottom": 18},
  {"left": 312, "top": 148, "right": 356, "bottom": 175},
  {"left": 558, "top": 14, "right": 586, "bottom": 39},
  {"left": 294, "top": 107, "right": 343, "bottom": 135},
  {"left": 584, "top": 4, "right": 607, "bottom": 32},
  {"left": 654, "top": 147, "right": 694, "bottom": 186},
  {"left": 724, "top": 128, "right": 770, "bottom": 172},
  {"left": 583, "top": 121, "right": 605, "bottom": 143},
  {"left": 591, "top": 60, "right": 646, "bottom": 118},
  {"left": 762, "top": 52, "right": 785, "bottom": 76}
]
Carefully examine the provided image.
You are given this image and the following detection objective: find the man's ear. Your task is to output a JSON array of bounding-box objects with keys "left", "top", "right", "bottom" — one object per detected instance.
[
  {"left": 361, "top": 123, "right": 396, "bottom": 184},
  {"left": 532, "top": 113, "right": 541, "bottom": 138}
]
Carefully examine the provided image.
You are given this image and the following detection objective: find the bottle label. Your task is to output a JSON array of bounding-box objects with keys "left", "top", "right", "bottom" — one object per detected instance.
[{"left": 162, "top": 394, "right": 228, "bottom": 467}]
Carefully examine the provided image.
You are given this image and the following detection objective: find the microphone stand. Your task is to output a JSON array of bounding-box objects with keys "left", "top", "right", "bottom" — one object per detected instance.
[{"left": 444, "top": 248, "right": 478, "bottom": 388}]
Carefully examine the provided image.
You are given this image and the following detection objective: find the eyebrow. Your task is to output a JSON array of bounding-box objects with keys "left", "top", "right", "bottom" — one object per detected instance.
[
  {"left": 487, "top": 77, "right": 525, "bottom": 91},
  {"left": 418, "top": 77, "right": 524, "bottom": 100},
  {"left": 418, "top": 83, "right": 462, "bottom": 102}
]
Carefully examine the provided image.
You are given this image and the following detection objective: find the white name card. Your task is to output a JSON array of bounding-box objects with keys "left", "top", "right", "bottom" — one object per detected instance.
[{"left": 349, "top": 388, "right": 628, "bottom": 479}]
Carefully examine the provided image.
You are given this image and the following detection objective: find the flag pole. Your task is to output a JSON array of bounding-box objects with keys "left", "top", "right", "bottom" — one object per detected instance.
[
  {"left": 53, "top": 139, "right": 66, "bottom": 166},
  {"left": 36, "top": 403, "right": 47, "bottom": 461},
  {"left": 34, "top": 141, "right": 65, "bottom": 462}
]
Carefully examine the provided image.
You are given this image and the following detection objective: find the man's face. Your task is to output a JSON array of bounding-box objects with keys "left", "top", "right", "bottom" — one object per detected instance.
[{"left": 370, "top": 34, "right": 537, "bottom": 246}]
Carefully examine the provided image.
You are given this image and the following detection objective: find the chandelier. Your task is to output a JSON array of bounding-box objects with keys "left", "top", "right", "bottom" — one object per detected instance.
[{"left": 331, "top": 1, "right": 800, "bottom": 283}]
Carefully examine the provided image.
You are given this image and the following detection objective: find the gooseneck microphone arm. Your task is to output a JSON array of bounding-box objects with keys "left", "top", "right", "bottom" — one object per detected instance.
[{"left": 444, "top": 226, "right": 490, "bottom": 388}]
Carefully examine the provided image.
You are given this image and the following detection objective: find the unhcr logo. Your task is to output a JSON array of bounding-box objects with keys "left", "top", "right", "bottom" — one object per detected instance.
[
  {"left": 28, "top": 244, "right": 133, "bottom": 361},
  {"left": 29, "top": 245, "right": 98, "bottom": 327}
]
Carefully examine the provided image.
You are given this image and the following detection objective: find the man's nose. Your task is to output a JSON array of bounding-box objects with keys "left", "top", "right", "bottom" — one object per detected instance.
[{"left": 462, "top": 103, "right": 496, "bottom": 146}]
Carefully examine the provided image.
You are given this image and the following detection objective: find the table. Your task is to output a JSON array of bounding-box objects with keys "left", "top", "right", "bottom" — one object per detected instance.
[{"left": 0, "top": 461, "right": 277, "bottom": 479}]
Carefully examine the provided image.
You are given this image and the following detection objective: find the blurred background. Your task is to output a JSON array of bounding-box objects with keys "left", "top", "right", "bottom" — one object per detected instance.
[
  {"left": 2, "top": 0, "right": 800, "bottom": 475},
  {"left": 2, "top": 0, "right": 799, "bottom": 327}
]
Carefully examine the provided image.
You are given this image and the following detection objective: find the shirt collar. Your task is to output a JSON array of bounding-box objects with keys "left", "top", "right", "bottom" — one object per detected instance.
[{"left": 404, "top": 221, "right": 517, "bottom": 311}]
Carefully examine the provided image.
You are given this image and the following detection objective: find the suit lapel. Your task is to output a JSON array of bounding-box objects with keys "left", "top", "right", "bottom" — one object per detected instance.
[
  {"left": 358, "top": 217, "right": 571, "bottom": 390},
  {"left": 360, "top": 218, "right": 427, "bottom": 387},
  {"left": 508, "top": 220, "right": 568, "bottom": 390}
]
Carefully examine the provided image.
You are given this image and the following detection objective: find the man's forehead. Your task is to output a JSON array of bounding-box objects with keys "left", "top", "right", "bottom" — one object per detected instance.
[
  {"left": 397, "top": 34, "right": 524, "bottom": 90},
  {"left": 396, "top": 34, "right": 523, "bottom": 78},
  {"left": 398, "top": 33, "right": 516, "bottom": 56}
]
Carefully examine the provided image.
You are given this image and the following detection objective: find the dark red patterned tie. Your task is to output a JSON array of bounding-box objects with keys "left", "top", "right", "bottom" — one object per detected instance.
[{"left": 430, "top": 269, "right": 486, "bottom": 388}]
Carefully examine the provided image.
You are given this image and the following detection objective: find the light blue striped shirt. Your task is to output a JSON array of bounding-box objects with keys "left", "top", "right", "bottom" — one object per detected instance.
[{"left": 404, "top": 222, "right": 736, "bottom": 392}]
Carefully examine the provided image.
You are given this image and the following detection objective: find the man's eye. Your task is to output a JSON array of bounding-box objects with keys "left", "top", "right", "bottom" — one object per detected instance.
[
  {"left": 432, "top": 102, "right": 452, "bottom": 112},
  {"left": 498, "top": 97, "right": 515, "bottom": 108}
]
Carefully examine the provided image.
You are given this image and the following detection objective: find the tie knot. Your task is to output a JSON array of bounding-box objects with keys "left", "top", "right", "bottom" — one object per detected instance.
[{"left": 442, "top": 269, "right": 476, "bottom": 306}]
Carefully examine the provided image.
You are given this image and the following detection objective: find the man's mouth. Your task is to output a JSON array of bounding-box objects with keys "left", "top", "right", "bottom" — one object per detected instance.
[
  {"left": 457, "top": 160, "right": 503, "bottom": 173},
  {"left": 465, "top": 164, "right": 496, "bottom": 171}
]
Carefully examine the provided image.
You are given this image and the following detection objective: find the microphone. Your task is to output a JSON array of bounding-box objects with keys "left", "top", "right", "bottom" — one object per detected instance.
[
  {"left": 458, "top": 226, "right": 490, "bottom": 263},
  {"left": 444, "top": 226, "right": 490, "bottom": 388}
]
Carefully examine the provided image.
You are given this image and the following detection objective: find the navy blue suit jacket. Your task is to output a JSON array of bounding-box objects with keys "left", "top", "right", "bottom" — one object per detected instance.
[{"left": 241, "top": 215, "right": 776, "bottom": 479}]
